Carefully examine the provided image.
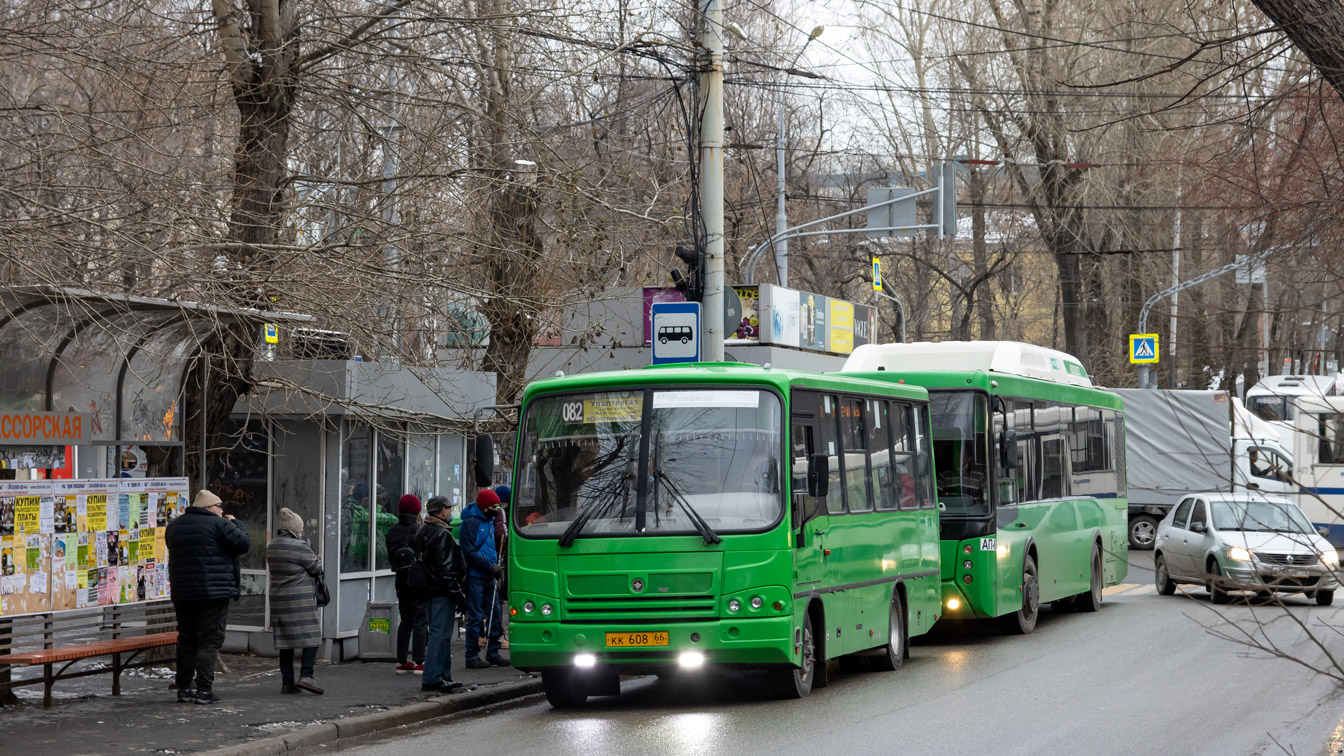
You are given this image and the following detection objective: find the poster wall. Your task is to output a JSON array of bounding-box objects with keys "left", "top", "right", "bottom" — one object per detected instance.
[{"left": 0, "top": 477, "right": 187, "bottom": 618}]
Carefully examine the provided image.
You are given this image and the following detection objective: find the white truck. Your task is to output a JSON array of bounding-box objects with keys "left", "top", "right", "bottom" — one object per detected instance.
[
  {"left": 1116, "top": 389, "right": 1294, "bottom": 549},
  {"left": 1288, "top": 395, "right": 1344, "bottom": 549}
]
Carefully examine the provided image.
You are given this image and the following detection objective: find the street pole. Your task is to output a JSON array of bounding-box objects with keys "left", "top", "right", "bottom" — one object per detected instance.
[
  {"left": 1169, "top": 190, "right": 1180, "bottom": 387},
  {"left": 699, "top": 0, "right": 725, "bottom": 362},
  {"left": 775, "top": 104, "right": 789, "bottom": 288}
]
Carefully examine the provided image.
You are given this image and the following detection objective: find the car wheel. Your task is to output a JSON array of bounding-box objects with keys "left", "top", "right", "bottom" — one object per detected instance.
[
  {"left": 1128, "top": 515, "right": 1158, "bottom": 551},
  {"left": 1316, "top": 589, "right": 1335, "bottom": 607},
  {"left": 997, "top": 554, "right": 1039, "bottom": 635},
  {"left": 1208, "top": 560, "right": 1231, "bottom": 605},
  {"left": 1154, "top": 554, "right": 1177, "bottom": 596},
  {"left": 541, "top": 668, "right": 588, "bottom": 708},
  {"left": 769, "top": 613, "right": 817, "bottom": 699},
  {"left": 1075, "top": 546, "right": 1103, "bottom": 612},
  {"left": 867, "top": 592, "right": 905, "bottom": 672}
]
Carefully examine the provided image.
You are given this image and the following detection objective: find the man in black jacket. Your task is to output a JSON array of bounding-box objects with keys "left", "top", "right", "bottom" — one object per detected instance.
[
  {"left": 386, "top": 494, "right": 429, "bottom": 673},
  {"left": 165, "top": 489, "right": 251, "bottom": 704},
  {"left": 413, "top": 496, "right": 467, "bottom": 694}
]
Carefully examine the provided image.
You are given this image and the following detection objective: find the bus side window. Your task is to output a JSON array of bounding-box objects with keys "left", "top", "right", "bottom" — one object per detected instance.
[
  {"left": 819, "top": 394, "right": 844, "bottom": 513},
  {"left": 791, "top": 421, "right": 818, "bottom": 528},
  {"left": 914, "top": 404, "right": 936, "bottom": 509},
  {"left": 841, "top": 397, "right": 872, "bottom": 512}
]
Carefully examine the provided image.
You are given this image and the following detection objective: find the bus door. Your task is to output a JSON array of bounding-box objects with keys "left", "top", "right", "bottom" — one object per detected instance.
[{"left": 790, "top": 391, "right": 831, "bottom": 593}]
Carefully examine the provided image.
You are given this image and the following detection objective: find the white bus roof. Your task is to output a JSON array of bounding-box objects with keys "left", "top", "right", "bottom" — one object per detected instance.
[
  {"left": 841, "top": 341, "right": 1094, "bottom": 388},
  {"left": 1245, "top": 374, "right": 1340, "bottom": 398},
  {"left": 1285, "top": 395, "right": 1344, "bottom": 414}
]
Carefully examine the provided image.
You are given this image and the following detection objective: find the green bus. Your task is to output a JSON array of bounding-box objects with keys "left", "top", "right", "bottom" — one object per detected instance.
[
  {"left": 505, "top": 363, "right": 942, "bottom": 705},
  {"left": 843, "top": 341, "right": 1129, "bottom": 633}
]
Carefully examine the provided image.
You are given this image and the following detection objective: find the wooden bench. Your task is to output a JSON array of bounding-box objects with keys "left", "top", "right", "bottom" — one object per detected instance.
[{"left": 0, "top": 602, "right": 177, "bottom": 708}]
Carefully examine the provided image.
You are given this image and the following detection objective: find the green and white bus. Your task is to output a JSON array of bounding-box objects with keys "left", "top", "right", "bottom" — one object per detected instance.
[
  {"left": 506, "top": 363, "right": 942, "bottom": 705},
  {"left": 843, "top": 341, "right": 1129, "bottom": 633}
]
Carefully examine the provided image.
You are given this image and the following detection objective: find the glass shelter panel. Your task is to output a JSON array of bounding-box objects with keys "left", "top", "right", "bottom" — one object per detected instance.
[
  {"left": 0, "top": 304, "right": 71, "bottom": 412},
  {"left": 340, "top": 424, "right": 372, "bottom": 573}
]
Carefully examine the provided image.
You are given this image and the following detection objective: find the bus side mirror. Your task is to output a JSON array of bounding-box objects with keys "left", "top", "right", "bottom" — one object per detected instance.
[
  {"left": 807, "top": 453, "right": 829, "bottom": 498},
  {"left": 474, "top": 434, "right": 495, "bottom": 488},
  {"left": 1000, "top": 430, "right": 1018, "bottom": 471}
]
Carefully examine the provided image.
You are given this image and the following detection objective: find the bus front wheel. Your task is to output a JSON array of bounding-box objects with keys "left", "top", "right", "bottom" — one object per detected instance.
[
  {"left": 997, "top": 554, "right": 1039, "bottom": 635},
  {"left": 769, "top": 614, "right": 817, "bottom": 699},
  {"left": 541, "top": 668, "right": 588, "bottom": 708}
]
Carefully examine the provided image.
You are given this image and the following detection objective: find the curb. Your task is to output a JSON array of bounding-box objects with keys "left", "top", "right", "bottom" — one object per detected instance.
[{"left": 201, "top": 678, "right": 545, "bottom": 756}]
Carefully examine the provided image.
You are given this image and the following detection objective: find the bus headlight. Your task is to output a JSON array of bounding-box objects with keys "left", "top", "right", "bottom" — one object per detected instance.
[
  {"left": 946, "top": 598, "right": 961, "bottom": 610},
  {"left": 541, "top": 603, "right": 554, "bottom": 616},
  {"left": 1228, "top": 546, "right": 1252, "bottom": 562},
  {"left": 574, "top": 653, "right": 597, "bottom": 668},
  {"left": 750, "top": 596, "right": 763, "bottom": 610},
  {"left": 727, "top": 599, "right": 741, "bottom": 613},
  {"left": 523, "top": 601, "right": 535, "bottom": 614},
  {"left": 1322, "top": 549, "right": 1340, "bottom": 566}
]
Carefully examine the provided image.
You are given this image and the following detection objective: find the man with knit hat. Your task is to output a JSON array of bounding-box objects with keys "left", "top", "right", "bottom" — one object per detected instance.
[
  {"left": 386, "top": 494, "right": 429, "bottom": 674},
  {"left": 461, "top": 488, "right": 508, "bottom": 668},
  {"left": 165, "top": 489, "right": 251, "bottom": 704}
]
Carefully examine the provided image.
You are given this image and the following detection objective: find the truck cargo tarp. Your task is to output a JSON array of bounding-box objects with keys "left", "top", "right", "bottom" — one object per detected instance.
[{"left": 1116, "top": 389, "right": 1232, "bottom": 509}]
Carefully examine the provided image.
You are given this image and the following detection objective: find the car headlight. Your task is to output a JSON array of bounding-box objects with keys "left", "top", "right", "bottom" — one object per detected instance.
[
  {"left": 1322, "top": 549, "right": 1340, "bottom": 567},
  {"left": 1228, "top": 546, "right": 1253, "bottom": 562}
]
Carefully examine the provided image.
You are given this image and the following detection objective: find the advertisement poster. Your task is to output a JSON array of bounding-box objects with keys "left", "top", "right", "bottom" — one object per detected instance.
[
  {"left": 730, "top": 286, "right": 761, "bottom": 341},
  {"left": 0, "top": 478, "right": 185, "bottom": 618}
]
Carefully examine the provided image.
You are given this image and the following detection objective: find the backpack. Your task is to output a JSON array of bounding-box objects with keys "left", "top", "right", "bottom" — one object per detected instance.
[{"left": 390, "top": 542, "right": 418, "bottom": 572}]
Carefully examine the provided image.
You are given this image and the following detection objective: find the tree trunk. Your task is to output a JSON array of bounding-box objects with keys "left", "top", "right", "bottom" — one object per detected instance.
[{"left": 1250, "top": 1, "right": 1344, "bottom": 100}]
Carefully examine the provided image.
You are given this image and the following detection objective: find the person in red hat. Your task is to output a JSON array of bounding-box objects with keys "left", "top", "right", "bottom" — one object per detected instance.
[
  {"left": 461, "top": 488, "right": 508, "bottom": 668},
  {"left": 386, "top": 494, "right": 429, "bottom": 674}
]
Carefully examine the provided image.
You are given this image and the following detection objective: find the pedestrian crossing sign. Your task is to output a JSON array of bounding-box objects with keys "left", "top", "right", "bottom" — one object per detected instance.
[{"left": 1129, "top": 333, "right": 1159, "bottom": 364}]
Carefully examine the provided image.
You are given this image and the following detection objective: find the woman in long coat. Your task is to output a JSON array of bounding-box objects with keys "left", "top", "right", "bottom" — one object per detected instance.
[{"left": 267, "top": 508, "right": 324, "bottom": 694}]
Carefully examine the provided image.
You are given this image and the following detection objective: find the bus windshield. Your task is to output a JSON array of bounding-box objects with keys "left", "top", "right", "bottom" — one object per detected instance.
[
  {"left": 514, "top": 388, "right": 783, "bottom": 538},
  {"left": 929, "top": 391, "right": 990, "bottom": 517}
]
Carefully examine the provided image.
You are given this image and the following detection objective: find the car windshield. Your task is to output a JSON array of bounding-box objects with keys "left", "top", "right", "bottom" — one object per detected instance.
[
  {"left": 514, "top": 388, "right": 783, "bottom": 538},
  {"left": 1210, "top": 499, "right": 1315, "bottom": 533}
]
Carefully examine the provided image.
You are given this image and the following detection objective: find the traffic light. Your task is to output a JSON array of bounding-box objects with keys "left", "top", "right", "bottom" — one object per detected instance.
[{"left": 669, "top": 244, "right": 704, "bottom": 302}]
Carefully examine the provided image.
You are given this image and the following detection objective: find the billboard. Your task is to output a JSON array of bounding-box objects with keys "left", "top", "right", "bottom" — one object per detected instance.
[{"left": 0, "top": 477, "right": 187, "bottom": 617}]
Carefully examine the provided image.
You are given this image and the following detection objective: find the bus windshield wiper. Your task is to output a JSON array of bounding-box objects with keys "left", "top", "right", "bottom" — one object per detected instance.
[
  {"left": 655, "top": 470, "right": 722, "bottom": 545},
  {"left": 559, "top": 466, "right": 634, "bottom": 547}
]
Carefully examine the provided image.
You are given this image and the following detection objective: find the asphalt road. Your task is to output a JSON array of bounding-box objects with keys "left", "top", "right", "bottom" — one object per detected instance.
[{"left": 346, "top": 552, "right": 1344, "bottom": 756}]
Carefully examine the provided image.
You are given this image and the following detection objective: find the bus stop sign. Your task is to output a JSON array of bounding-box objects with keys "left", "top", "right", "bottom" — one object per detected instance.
[
  {"left": 651, "top": 302, "right": 701, "bottom": 365},
  {"left": 1129, "top": 333, "right": 1159, "bottom": 364}
]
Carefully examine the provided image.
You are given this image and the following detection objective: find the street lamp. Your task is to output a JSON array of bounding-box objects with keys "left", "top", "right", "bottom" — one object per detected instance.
[{"left": 774, "top": 25, "right": 823, "bottom": 289}]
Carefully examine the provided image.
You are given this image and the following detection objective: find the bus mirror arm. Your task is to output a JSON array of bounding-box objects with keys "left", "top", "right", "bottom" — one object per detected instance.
[
  {"left": 807, "top": 454, "right": 830, "bottom": 498},
  {"left": 1000, "top": 430, "right": 1018, "bottom": 471}
]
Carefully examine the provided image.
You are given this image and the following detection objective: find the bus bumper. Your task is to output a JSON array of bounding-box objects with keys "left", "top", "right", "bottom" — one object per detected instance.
[{"left": 508, "top": 615, "right": 796, "bottom": 671}]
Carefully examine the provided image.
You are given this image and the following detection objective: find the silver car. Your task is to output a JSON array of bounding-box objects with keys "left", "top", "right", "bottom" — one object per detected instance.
[{"left": 1153, "top": 492, "right": 1340, "bottom": 605}]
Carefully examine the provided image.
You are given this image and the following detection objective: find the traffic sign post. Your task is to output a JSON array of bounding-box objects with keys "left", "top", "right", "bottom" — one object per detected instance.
[
  {"left": 1130, "top": 333, "right": 1159, "bottom": 389},
  {"left": 651, "top": 302, "right": 701, "bottom": 365}
]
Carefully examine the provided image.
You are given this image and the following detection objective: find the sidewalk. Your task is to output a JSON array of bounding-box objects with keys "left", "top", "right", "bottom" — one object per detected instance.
[{"left": 0, "top": 636, "right": 538, "bottom": 754}]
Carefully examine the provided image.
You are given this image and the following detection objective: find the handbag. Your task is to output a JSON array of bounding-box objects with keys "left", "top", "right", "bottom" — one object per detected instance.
[{"left": 314, "top": 576, "right": 331, "bottom": 608}]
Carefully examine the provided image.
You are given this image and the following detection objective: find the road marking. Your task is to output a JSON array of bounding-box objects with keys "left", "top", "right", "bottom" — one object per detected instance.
[{"left": 1103, "top": 583, "right": 1140, "bottom": 596}]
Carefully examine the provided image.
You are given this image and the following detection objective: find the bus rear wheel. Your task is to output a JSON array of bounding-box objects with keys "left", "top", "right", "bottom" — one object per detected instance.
[
  {"left": 868, "top": 592, "right": 905, "bottom": 672},
  {"left": 1075, "top": 546, "right": 1103, "bottom": 613},
  {"left": 769, "top": 614, "right": 817, "bottom": 699},
  {"left": 541, "top": 668, "right": 588, "bottom": 708},
  {"left": 997, "top": 554, "right": 1039, "bottom": 635}
]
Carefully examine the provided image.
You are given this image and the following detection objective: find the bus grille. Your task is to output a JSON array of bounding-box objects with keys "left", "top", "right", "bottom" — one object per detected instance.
[
  {"left": 562, "top": 595, "right": 717, "bottom": 622},
  {"left": 1254, "top": 552, "right": 1319, "bottom": 566}
]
